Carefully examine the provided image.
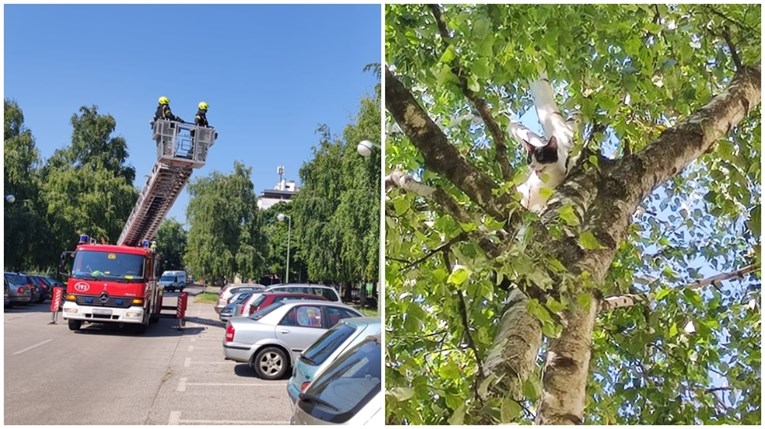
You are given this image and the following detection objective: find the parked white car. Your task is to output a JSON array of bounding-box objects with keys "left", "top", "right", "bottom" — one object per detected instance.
[
  {"left": 290, "top": 334, "right": 381, "bottom": 425},
  {"left": 222, "top": 300, "right": 362, "bottom": 380}
]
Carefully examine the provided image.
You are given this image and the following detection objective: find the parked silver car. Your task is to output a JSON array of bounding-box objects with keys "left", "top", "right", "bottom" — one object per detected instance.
[
  {"left": 4, "top": 272, "right": 32, "bottom": 307},
  {"left": 265, "top": 283, "right": 342, "bottom": 302},
  {"left": 291, "top": 334, "right": 381, "bottom": 425},
  {"left": 214, "top": 284, "right": 265, "bottom": 314},
  {"left": 287, "top": 317, "right": 381, "bottom": 404},
  {"left": 222, "top": 300, "right": 362, "bottom": 380}
]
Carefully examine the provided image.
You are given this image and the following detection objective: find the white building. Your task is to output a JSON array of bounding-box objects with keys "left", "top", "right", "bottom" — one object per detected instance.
[{"left": 257, "top": 165, "right": 299, "bottom": 210}]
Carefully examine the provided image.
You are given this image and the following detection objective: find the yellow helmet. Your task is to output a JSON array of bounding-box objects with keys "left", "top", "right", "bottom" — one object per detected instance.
[
  {"left": 198, "top": 101, "right": 208, "bottom": 110},
  {"left": 158, "top": 96, "right": 170, "bottom": 105}
]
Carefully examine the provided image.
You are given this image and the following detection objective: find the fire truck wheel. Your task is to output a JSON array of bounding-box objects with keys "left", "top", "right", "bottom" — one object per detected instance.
[
  {"left": 68, "top": 320, "right": 82, "bottom": 331},
  {"left": 253, "top": 347, "right": 288, "bottom": 380}
]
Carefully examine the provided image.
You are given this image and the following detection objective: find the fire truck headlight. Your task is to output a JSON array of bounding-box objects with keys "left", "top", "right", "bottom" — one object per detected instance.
[
  {"left": 126, "top": 310, "right": 143, "bottom": 318},
  {"left": 64, "top": 307, "right": 78, "bottom": 314}
]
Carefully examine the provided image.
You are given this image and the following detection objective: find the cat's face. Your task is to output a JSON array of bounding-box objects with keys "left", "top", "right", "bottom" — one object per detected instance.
[{"left": 523, "top": 136, "right": 559, "bottom": 175}]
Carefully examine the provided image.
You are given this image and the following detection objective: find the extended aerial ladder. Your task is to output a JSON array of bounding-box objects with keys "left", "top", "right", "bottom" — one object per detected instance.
[{"left": 117, "top": 120, "right": 217, "bottom": 246}]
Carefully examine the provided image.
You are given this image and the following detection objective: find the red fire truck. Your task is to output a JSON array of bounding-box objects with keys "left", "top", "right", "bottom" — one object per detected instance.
[
  {"left": 60, "top": 237, "right": 163, "bottom": 332},
  {"left": 58, "top": 119, "right": 217, "bottom": 333}
]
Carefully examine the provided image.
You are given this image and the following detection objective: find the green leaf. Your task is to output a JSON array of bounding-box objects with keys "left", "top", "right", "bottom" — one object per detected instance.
[
  {"left": 522, "top": 378, "right": 540, "bottom": 401},
  {"left": 448, "top": 403, "right": 466, "bottom": 425},
  {"left": 500, "top": 398, "right": 522, "bottom": 422},
  {"left": 440, "top": 45, "right": 456, "bottom": 64},
  {"left": 578, "top": 231, "right": 606, "bottom": 250},
  {"left": 447, "top": 266, "right": 472, "bottom": 285},
  {"left": 558, "top": 203, "right": 580, "bottom": 226},
  {"left": 388, "top": 386, "right": 415, "bottom": 401}
]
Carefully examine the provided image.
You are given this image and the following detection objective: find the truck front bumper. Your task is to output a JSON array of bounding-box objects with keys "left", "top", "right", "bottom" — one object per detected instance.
[{"left": 61, "top": 302, "right": 145, "bottom": 324}]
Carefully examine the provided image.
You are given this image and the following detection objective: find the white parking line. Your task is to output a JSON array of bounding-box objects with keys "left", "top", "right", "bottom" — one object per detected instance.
[
  {"left": 12, "top": 339, "right": 53, "bottom": 356},
  {"left": 185, "top": 358, "right": 236, "bottom": 367},
  {"left": 168, "top": 411, "right": 288, "bottom": 425}
]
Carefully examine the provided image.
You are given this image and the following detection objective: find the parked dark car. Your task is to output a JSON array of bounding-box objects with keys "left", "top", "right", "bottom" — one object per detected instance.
[
  {"left": 4, "top": 272, "right": 32, "bottom": 307},
  {"left": 29, "top": 275, "right": 53, "bottom": 303}
]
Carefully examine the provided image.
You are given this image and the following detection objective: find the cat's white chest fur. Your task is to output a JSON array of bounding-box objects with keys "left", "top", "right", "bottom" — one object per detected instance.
[{"left": 517, "top": 163, "right": 566, "bottom": 213}]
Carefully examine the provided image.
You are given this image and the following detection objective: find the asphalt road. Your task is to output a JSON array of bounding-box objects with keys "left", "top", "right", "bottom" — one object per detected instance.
[{"left": 3, "top": 285, "right": 293, "bottom": 425}]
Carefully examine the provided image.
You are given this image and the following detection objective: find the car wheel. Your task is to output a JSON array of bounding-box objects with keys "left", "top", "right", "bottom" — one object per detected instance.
[
  {"left": 253, "top": 347, "right": 288, "bottom": 380},
  {"left": 68, "top": 319, "right": 82, "bottom": 331}
]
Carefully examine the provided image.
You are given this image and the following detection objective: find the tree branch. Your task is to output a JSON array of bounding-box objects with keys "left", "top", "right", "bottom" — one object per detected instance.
[
  {"left": 600, "top": 263, "right": 760, "bottom": 312},
  {"left": 427, "top": 4, "right": 514, "bottom": 181},
  {"left": 398, "top": 232, "right": 469, "bottom": 271},
  {"left": 704, "top": 5, "right": 758, "bottom": 35},
  {"left": 721, "top": 26, "right": 743, "bottom": 71},
  {"left": 385, "top": 67, "right": 515, "bottom": 222}
]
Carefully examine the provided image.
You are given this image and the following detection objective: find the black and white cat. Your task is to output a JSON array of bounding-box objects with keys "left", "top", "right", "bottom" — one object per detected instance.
[{"left": 516, "top": 135, "right": 570, "bottom": 212}]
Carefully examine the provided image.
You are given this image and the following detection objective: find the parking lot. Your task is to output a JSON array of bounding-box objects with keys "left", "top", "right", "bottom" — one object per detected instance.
[{"left": 4, "top": 286, "right": 294, "bottom": 425}]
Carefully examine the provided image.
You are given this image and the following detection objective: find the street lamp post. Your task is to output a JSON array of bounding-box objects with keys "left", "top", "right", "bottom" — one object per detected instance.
[
  {"left": 277, "top": 213, "right": 291, "bottom": 284},
  {"left": 356, "top": 141, "right": 382, "bottom": 312}
]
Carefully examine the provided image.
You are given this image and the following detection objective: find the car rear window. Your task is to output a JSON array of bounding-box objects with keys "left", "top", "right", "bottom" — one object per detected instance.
[
  {"left": 298, "top": 336, "right": 381, "bottom": 423},
  {"left": 301, "top": 323, "right": 356, "bottom": 366},
  {"left": 5, "top": 273, "right": 27, "bottom": 286}
]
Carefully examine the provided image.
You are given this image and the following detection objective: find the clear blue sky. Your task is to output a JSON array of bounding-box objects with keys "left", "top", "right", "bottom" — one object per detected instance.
[{"left": 4, "top": 3, "right": 381, "bottom": 226}]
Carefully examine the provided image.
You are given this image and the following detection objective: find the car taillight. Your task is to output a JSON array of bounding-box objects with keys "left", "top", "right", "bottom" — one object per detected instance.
[
  {"left": 17, "top": 287, "right": 24, "bottom": 294},
  {"left": 300, "top": 382, "right": 311, "bottom": 393},
  {"left": 225, "top": 324, "right": 235, "bottom": 342}
]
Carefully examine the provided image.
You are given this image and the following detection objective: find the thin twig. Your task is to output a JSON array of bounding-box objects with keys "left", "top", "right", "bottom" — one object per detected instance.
[
  {"left": 705, "top": 5, "right": 758, "bottom": 35},
  {"left": 401, "top": 232, "right": 468, "bottom": 270},
  {"left": 721, "top": 26, "right": 743, "bottom": 71},
  {"left": 427, "top": 4, "right": 513, "bottom": 181}
]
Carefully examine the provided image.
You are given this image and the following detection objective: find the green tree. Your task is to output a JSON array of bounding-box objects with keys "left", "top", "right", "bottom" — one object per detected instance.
[
  {"left": 262, "top": 202, "right": 307, "bottom": 284},
  {"left": 3, "top": 99, "right": 51, "bottom": 271},
  {"left": 46, "top": 105, "right": 135, "bottom": 183},
  {"left": 290, "top": 69, "right": 381, "bottom": 295},
  {"left": 385, "top": 4, "right": 760, "bottom": 425},
  {"left": 184, "top": 162, "right": 266, "bottom": 283},
  {"left": 40, "top": 106, "right": 138, "bottom": 254},
  {"left": 155, "top": 218, "right": 188, "bottom": 273}
]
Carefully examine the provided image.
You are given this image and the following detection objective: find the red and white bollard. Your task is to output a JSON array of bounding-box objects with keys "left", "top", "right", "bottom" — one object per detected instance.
[
  {"left": 176, "top": 291, "right": 188, "bottom": 330},
  {"left": 49, "top": 287, "right": 65, "bottom": 324}
]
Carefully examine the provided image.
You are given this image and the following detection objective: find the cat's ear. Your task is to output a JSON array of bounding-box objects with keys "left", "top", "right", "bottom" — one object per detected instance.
[
  {"left": 547, "top": 136, "right": 558, "bottom": 150},
  {"left": 522, "top": 139, "right": 536, "bottom": 154}
]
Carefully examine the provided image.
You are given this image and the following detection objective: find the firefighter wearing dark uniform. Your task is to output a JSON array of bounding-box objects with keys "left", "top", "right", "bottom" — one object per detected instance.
[
  {"left": 195, "top": 101, "right": 209, "bottom": 127},
  {"left": 154, "top": 96, "right": 183, "bottom": 122}
]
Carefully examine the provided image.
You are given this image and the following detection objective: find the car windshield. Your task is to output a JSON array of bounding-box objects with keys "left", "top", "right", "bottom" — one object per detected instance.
[
  {"left": 301, "top": 323, "right": 356, "bottom": 365},
  {"left": 159, "top": 275, "right": 175, "bottom": 281},
  {"left": 249, "top": 301, "right": 285, "bottom": 320},
  {"left": 234, "top": 292, "right": 253, "bottom": 303},
  {"left": 250, "top": 294, "right": 267, "bottom": 308},
  {"left": 299, "top": 336, "right": 381, "bottom": 423},
  {"left": 71, "top": 250, "right": 145, "bottom": 281}
]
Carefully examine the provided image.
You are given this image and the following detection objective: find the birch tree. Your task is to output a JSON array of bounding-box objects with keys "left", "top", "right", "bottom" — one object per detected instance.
[{"left": 385, "top": 4, "right": 760, "bottom": 424}]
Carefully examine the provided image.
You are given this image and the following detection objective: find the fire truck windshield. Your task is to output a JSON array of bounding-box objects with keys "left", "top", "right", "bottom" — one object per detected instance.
[{"left": 72, "top": 250, "right": 145, "bottom": 282}]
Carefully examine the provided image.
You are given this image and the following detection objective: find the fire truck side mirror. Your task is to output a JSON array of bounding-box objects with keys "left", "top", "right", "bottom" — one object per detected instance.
[{"left": 59, "top": 251, "right": 74, "bottom": 277}]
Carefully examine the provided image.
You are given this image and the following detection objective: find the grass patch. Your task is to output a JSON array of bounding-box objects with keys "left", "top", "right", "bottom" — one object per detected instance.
[
  {"left": 357, "top": 308, "right": 379, "bottom": 317},
  {"left": 193, "top": 292, "right": 218, "bottom": 304}
]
